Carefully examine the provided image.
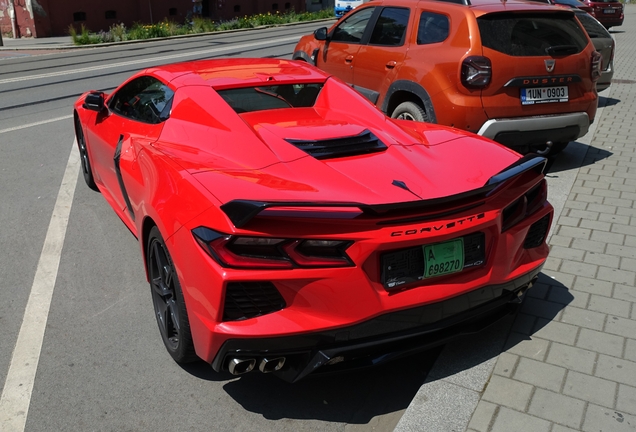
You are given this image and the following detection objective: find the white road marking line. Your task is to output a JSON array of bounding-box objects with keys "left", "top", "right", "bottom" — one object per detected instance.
[
  {"left": 0, "top": 115, "right": 73, "bottom": 134},
  {"left": 0, "top": 35, "right": 299, "bottom": 85},
  {"left": 0, "top": 140, "right": 80, "bottom": 431}
]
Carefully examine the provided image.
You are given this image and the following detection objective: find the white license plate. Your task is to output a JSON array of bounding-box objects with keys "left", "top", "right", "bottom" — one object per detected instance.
[
  {"left": 603, "top": 8, "right": 615, "bottom": 13},
  {"left": 521, "top": 86, "right": 568, "bottom": 105}
]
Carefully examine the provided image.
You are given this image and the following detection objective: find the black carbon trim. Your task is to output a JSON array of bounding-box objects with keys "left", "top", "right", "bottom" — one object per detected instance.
[
  {"left": 113, "top": 134, "right": 135, "bottom": 221},
  {"left": 352, "top": 85, "right": 380, "bottom": 105},
  {"left": 220, "top": 156, "right": 547, "bottom": 228},
  {"left": 285, "top": 129, "right": 387, "bottom": 159},
  {"left": 486, "top": 155, "right": 547, "bottom": 186},
  {"left": 292, "top": 50, "right": 313, "bottom": 64}
]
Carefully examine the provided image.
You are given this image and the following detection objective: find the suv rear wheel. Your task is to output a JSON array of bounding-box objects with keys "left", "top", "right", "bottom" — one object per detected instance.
[{"left": 391, "top": 101, "right": 428, "bottom": 122}]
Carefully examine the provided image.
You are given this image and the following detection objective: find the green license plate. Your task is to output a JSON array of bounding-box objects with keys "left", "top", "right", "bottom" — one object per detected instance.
[{"left": 423, "top": 239, "right": 465, "bottom": 278}]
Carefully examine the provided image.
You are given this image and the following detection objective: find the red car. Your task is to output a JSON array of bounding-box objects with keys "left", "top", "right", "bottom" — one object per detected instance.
[
  {"left": 74, "top": 58, "right": 553, "bottom": 382},
  {"left": 583, "top": 0, "right": 624, "bottom": 28}
]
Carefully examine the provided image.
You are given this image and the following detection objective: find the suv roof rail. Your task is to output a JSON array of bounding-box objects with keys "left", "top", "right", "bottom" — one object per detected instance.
[{"left": 435, "top": 0, "right": 471, "bottom": 5}]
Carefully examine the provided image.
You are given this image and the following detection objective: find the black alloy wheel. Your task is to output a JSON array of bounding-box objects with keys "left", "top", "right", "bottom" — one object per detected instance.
[
  {"left": 74, "top": 116, "right": 98, "bottom": 191},
  {"left": 147, "top": 226, "right": 197, "bottom": 363}
]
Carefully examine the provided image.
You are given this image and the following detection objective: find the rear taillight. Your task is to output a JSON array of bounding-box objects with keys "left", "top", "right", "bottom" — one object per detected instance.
[
  {"left": 502, "top": 180, "right": 547, "bottom": 232},
  {"left": 461, "top": 56, "right": 492, "bottom": 88},
  {"left": 192, "top": 227, "right": 353, "bottom": 269},
  {"left": 591, "top": 51, "right": 602, "bottom": 82}
]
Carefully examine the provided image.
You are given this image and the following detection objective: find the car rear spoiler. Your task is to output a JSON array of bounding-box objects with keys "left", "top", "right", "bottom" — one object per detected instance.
[{"left": 220, "top": 155, "right": 547, "bottom": 228}]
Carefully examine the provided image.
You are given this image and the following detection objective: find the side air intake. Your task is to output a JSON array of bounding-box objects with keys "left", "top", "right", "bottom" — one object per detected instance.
[
  {"left": 223, "top": 282, "right": 286, "bottom": 321},
  {"left": 285, "top": 130, "right": 387, "bottom": 159}
]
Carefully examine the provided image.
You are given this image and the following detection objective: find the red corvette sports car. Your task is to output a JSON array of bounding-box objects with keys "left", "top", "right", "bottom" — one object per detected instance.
[{"left": 74, "top": 58, "right": 552, "bottom": 382}]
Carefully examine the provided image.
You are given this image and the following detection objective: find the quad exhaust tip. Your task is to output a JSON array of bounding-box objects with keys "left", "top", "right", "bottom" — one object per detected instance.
[
  {"left": 228, "top": 358, "right": 256, "bottom": 375},
  {"left": 258, "top": 357, "right": 286, "bottom": 373},
  {"left": 227, "top": 357, "right": 286, "bottom": 375}
]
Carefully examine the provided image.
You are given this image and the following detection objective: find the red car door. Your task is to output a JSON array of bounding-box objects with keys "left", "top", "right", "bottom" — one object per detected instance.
[{"left": 86, "top": 76, "right": 173, "bottom": 220}]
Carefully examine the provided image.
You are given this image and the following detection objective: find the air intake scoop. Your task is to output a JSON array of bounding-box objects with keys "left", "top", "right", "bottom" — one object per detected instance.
[{"left": 285, "top": 129, "right": 387, "bottom": 159}]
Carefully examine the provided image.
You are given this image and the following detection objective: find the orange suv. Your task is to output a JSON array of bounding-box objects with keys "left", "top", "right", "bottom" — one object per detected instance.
[{"left": 293, "top": 0, "right": 601, "bottom": 154}]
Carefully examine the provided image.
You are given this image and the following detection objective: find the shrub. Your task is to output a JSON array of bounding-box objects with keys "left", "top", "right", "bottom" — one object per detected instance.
[{"left": 71, "top": 9, "right": 335, "bottom": 45}]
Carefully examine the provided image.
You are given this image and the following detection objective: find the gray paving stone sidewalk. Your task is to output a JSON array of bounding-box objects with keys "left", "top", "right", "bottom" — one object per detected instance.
[{"left": 397, "top": 6, "right": 636, "bottom": 432}]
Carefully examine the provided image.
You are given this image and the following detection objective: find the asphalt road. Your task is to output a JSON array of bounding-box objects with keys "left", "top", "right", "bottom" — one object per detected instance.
[{"left": 0, "top": 23, "right": 443, "bottom": 432}]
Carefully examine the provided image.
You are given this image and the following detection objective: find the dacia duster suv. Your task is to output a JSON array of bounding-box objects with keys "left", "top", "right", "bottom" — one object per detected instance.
[{"left": 293, "top": 0, "right": 602, "bottom": 154}]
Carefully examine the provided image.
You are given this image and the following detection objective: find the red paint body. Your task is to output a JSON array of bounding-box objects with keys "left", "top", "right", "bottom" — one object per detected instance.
[{"left": 74, "top": 58, "right": 552, "bottom": 381}]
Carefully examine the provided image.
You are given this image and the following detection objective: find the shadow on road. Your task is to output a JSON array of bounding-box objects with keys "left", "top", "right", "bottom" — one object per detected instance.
[
  {"left": 223, "top": 349, "right": 440, "bottom": 423},
  {"left": 177, "top": 273, "right": 571, "bottom": 424},
  {"left": 180, "top": 345, "right": 441, "bottom": 424},
  {"left": 407, "top": 273, "right": 571, "bottom": 384},
  {"left": 546, "top": 141, "right": 612, "bottom": 174},
  {"left": 599, "top": 95, "right": 620, "bottom": 107}
]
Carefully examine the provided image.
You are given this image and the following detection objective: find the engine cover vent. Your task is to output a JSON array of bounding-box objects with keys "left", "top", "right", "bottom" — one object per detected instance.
[{"left": 285, "top": 130, "right": 387, "bottom": 159}]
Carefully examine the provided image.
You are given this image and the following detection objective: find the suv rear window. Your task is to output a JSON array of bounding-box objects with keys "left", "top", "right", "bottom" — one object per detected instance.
[
  {"left": 477, "top": 13, "right": 589, "bottom": 56},
  {"left": 418, "top": 12, "right": 450, "bottom": 45}
]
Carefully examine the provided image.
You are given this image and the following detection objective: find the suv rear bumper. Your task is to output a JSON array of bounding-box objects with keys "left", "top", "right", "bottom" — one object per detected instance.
[{"left": 477, "top": 112, "right": 590, "bottom": 154}]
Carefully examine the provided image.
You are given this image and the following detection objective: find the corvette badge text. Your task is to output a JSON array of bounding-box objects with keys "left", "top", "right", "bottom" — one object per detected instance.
[{"left": 390, "top": 213, "right": 486, "bottom": 237}]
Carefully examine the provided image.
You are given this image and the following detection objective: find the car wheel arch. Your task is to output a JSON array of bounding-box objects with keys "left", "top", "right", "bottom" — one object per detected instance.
[
  {"left": 140, "top": 216, "right": 159, "bottom": 281},
  {"left": 73, "top": 110, "right": 99, "bottom": 191},
  {"left": 292, "top": 50, "right": 312, "bottom": 64},
  {"left": 382, "top": 81, "right": 437, "bottom": 124}
]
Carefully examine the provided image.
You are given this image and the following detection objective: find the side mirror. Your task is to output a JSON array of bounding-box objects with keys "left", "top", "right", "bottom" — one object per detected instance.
[
  {"left": 84, "top": 92, "right": 105, "bottom": 112},
  {"left": 314, "top": 27, "right": 328, "bottom": 41}
]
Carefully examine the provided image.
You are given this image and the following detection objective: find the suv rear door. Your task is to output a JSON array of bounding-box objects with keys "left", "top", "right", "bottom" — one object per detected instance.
[
  {"left": 353, "top": 6, "right": 411, "bottom": 104},
  {"left": 476, "top": 10, "right": 597, "bottom": 120}
]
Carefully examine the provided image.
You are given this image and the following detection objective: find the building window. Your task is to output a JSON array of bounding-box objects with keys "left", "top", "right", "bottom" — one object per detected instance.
[
  {"left": 105, "top": 10, "right": 116, "bottom": 19},
  {"left": 285, "top": 2, "right": 290, "bottom": 8},
  {"left": 169, "top": 8, "right": 177, "bottom": 15},
  {"left": 272, "top": 3, "right": 278, "bottom": 10},
  {"left": 234, "top": 4, "right": 240, "bottom": 12},
  {"left": 73, "top": 12, "right": 86, "bottom": 22}
]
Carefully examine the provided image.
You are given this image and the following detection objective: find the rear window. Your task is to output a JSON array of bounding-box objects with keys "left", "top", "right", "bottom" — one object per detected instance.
[
  {"left": 217, "top": 84, "right": 323, "bottom": 113},
  {"left": 478, "top": 13, "right": 589, "bottom": 56},
  {"left": 417, "top": 12, "right": 450, "bottom": 44}
]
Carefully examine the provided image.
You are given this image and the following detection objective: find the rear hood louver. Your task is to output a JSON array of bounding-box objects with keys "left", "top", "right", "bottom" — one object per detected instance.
[{"left": 285, "top": 130, "right": 387, "bottom": 160}]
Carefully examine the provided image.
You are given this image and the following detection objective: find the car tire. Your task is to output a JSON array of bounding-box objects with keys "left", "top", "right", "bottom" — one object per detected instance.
[
  {"left": 147, "top": 226, "right": 198, "bottom": 363},
  {"left": 391, "top": 101, "right": 429, "bottom": 122},
  {"left": 74, "top": 116, "right": 99, "bottom": 192}
]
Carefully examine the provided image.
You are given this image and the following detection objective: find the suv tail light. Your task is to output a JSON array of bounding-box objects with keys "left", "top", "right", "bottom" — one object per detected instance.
[
  {"left": 192, "top": 227, "right": 353, "bottom": 269},
  {"left": 461, "top": 56, "right": 492, "bottom": 88},
  {"left": 591, "top": 51, "right": 602, "bottom": 82}
]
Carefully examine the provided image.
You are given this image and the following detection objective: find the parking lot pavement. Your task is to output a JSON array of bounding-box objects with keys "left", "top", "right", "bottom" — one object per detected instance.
[{"left": 396, "top": 6, "right": 636, "bottom": 432}]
